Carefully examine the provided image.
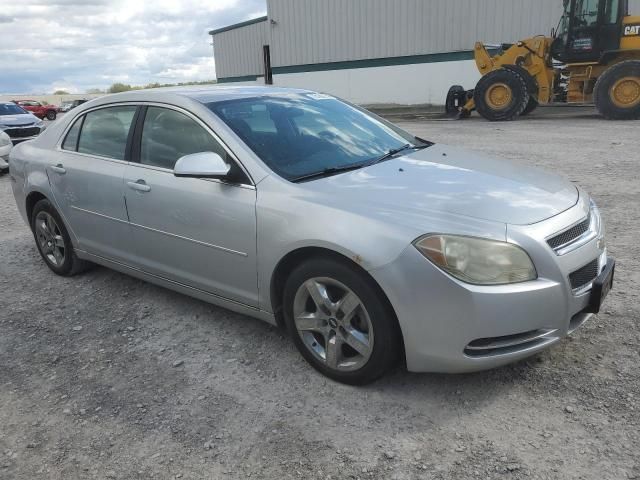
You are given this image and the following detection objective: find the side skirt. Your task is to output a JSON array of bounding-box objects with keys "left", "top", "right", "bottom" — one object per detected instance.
[{"left": 76, "top": 250, "right": 277, "bottom": 326}]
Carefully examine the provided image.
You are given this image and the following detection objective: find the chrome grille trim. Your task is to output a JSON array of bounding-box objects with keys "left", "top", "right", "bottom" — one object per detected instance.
[
  {"left": 547, "top": 208, "right": 600, "bottom": 256},
  {"left": 547, "top": 216, "right": 590, "bottom": 249},
  {"left": 464, "top": 329, "right": 558, "bottom": 357}
]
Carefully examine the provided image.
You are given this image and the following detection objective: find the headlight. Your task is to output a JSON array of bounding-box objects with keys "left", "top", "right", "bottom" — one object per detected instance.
[
  {"left": 0, "top": 132, "right": 10, "bottom": 147},
  {"left": 414, "top": 234, "right": 537, "bottom": 285}
]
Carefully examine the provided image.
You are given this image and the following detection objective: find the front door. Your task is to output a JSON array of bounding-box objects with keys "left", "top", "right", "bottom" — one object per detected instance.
[
  {"left": 47, "top": 105, "right": 137, "bottom": 263},
  {"left": 123, "top": 106, "right": 258, "bottom": 306},
  {"left": 566, "top": 0, "right": 624, "bottom": 62}
]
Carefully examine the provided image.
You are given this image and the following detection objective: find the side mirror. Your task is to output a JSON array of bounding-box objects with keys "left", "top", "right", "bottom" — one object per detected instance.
[{"left": 174, "top": 152, "right": 231, "bottom": 179}]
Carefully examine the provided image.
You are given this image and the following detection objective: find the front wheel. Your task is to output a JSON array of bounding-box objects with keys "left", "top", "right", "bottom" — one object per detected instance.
[
  {"left": 473, "top": 68, "right": 530, "bottom": 121},
  {"left": 283, "top": 257, "right": 401, "bottom": 385},
  {"left": 594, "top": 60, "right": 640, "bottom": 120},
  {"left": 46, "top": 110, "right": 57, "bottom": 121}
]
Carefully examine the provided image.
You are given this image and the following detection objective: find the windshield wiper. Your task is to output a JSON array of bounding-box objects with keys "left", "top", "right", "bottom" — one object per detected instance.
[
  {"left": 366, "top": 142, "right": 432, "bottom": 167},
  {"left": 290, "top": 163, "right": 367, "bottom": 183},
  {"left": 290, "top": 140, "right": 433, "bottom": 183}
]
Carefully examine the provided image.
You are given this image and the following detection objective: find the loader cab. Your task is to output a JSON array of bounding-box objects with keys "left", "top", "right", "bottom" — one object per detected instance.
[{"left": 552, "top": 0, "right": 628, "bottom": 63}]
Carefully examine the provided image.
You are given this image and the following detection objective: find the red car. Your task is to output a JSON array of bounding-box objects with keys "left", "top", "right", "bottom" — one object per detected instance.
[{"left": 12, "top": 100, "right": 58, "bottom": 121}]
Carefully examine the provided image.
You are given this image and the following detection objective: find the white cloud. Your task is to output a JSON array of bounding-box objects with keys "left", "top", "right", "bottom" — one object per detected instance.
[{"left": 0, "top": 0, "right": 266, "bottom": 94}]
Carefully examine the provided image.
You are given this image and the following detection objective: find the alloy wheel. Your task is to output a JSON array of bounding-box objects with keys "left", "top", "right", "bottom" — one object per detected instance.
[
  {"left": 35, "top": 211, "right": 65, "bottom": 266},
  {"left": 292, "top": 277, "right": 374, "bottom": 372}
]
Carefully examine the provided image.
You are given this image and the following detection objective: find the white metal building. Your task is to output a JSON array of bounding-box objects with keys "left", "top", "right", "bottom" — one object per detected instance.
[{"left": 210, "top": 0, "right": 640, "bottom": 105}]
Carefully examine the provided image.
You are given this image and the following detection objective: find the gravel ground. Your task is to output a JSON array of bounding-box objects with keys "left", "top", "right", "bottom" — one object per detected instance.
[{"left": 0, "top": 109, "right": 639, "bottom": 480}]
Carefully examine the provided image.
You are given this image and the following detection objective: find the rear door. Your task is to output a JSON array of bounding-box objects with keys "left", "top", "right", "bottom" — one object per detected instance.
[
  {"left": 123, "top": 105, "right": 258, "bottom": 306},
  {"left": 47, "top": 105, "right": 137, "bottom": 264}
]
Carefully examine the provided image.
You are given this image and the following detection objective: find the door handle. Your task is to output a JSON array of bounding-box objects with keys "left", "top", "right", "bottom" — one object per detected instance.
[
  {"left": 127, "top": 180, "right": 151, "bottom": 192},
  {"left": 50, "top": 164, "right": 66, "bottom": 174}
]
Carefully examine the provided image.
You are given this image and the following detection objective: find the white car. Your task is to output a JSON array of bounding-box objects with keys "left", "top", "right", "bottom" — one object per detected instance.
[{"left": 0, "top": 131, "right": 11, "bottom": 174}]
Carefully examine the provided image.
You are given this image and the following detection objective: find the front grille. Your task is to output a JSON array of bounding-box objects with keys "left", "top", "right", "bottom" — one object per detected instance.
[
  {"left": 5, "top": 127, "right": 40, "bottom": 138},
  {"left": 547, "top": 216, "right": 590, "bottom": 250},
  {"left": 569, "top": 259, "right": 599, "bottom": 290}
]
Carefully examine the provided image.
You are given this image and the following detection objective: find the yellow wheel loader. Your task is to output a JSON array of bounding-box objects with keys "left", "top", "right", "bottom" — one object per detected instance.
[{"left": 446, "top": 0, "right": 640, "bottom": 120}]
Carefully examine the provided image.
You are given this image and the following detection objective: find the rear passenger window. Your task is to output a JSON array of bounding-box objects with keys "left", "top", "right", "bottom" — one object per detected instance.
[
  {"left": 140, "top": 107, "right": 227, "bottom": 169},
  {"left": 77, "top": 106, "right": 137, "bottom": 160},
  {"left": 62, "top": 117, "right": 83, "bottom": 151}
]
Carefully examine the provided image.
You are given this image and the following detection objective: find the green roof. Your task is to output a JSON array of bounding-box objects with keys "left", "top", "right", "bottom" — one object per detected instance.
[{"left": 209, "top": 16, "right": 268, "bottom": 36}]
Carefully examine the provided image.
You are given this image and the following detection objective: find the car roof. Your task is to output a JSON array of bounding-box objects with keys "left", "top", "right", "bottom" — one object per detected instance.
[{"left": 94, "top": 85, "right": 316, "bottom": 106}]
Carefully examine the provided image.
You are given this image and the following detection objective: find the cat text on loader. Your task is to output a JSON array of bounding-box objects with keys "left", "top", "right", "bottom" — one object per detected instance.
[{"left": 446, "top": 0, "right": 640, "bottom": 121}]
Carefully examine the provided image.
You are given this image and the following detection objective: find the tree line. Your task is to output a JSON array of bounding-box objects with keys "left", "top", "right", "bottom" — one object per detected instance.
[{"left": 52, "top": 80, "right": 217, "bottom": 95}]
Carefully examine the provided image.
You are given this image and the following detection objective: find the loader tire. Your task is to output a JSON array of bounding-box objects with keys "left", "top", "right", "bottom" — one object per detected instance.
[
  {"left": 521, "top": 97, "right": 539, "bottom": 116},
  {"left": 473, "top": 68, "right": 530, "bottom": 121},
  {"left": 594, "top": 60, "right": 640, "bottom": 120},
  {"left": 445, "top": 85, "right": 466, "bottom": 114},
  {"left": 503, "top": 65, "right": 539, "bottom": 116}
]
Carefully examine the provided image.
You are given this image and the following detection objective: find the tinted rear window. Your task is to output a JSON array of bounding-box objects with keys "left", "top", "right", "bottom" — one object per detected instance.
[
  {"left": 62, "top": 117, "right": 83, "bottom": 151},
  {"left": 77, "top": 106, "right": 137, "bottom": 160}
]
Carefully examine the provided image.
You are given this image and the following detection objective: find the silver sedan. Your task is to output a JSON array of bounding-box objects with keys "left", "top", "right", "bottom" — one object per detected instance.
[{"left": 8, "top": 86, "right": 615, "bottom": 384}]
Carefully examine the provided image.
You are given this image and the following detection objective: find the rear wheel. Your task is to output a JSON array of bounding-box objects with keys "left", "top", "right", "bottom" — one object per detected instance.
[
  {"left": 283, "top": 257, "right": 400, "bottom": 385},
  {"left": 445, "top": 85, "right": 466, "bottom": 115},
  {"left": 31, "top": 199, "right": 91, "bottom": 276},
  {"left": 473, "top": 68, "right": 530, "bottom": 121},
  {"left": 594, "top": 60, "right": 640, "bottom": 120}
]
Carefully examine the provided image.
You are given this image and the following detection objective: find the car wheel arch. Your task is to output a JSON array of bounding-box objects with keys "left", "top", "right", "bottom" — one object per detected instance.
[
  {"left": 26, "top": 191, "right": 48, "bottom": 227},
  {"left": 269, "top": 246, "right": 406, "bottom": 363}
]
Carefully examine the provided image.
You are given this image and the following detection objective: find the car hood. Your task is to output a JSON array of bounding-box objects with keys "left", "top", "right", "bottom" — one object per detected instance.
[
  {"left": 0, "top": 113, "right": 40, "bottom": 127},
  {"left": 306, "top": 144, "right": 578, "bottom": 226}
]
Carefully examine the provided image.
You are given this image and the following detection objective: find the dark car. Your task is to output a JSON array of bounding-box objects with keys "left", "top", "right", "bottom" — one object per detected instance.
[{"left": 59, "top": 99, "right": 88, "bottom": 113}]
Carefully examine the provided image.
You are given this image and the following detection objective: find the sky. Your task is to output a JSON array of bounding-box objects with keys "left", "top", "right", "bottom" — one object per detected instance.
[{"left": 0, "top": 0, "right": 266, "bottom": 94}]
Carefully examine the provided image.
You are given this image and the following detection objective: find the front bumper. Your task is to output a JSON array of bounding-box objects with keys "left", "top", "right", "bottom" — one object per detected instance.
[{"left": 370, "top": 197, "right": 611, "bottom": 373}]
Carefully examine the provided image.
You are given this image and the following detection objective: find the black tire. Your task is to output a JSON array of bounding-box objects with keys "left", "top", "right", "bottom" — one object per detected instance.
[
  {"left": 445, "top": 85, "right": 466, "bottom": 114},
  {"left": 283, "top": 257, "right": 401, "bottom": 385},
  {"left": 473, "top": 68, "right": 530, "bottom": 121},
  {"left": 503, "top": 65, "right": 539, "bottom": 116},
  {"left": 521, "top": 97, "right": 539, "bottom": 116},
  {"left": 46, "top": 110, "right": 56, "bottom": 121},
  {"left": 594, "top": 60, "right": 640, "bottom": 120},
  {"left": 31, "top": 199, "right": 91, "bottom": 276}
]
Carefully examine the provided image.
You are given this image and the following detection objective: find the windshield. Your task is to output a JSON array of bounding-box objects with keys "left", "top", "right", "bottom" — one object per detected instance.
[
  {"left": 208, "top": 93, "right": 423, "bottom": 181},
  {"left": 556, "top": 0, "right": 571, "bottom": 39},
  {"left": 0, "top": 103, "right": 29, "bottom": 116}
]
